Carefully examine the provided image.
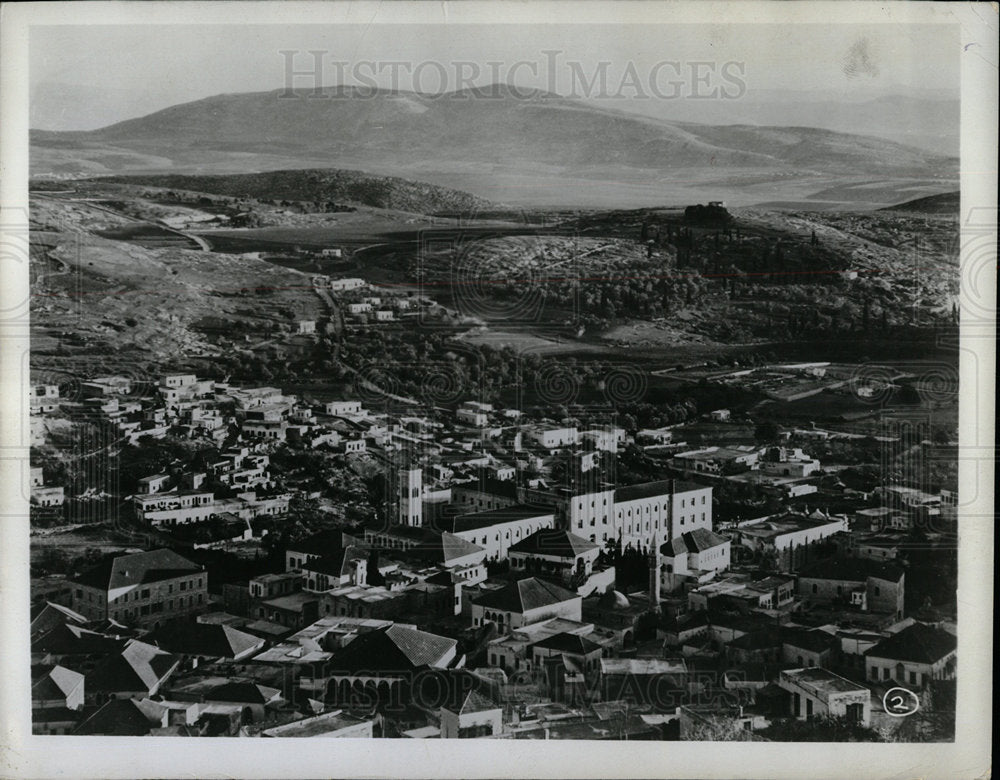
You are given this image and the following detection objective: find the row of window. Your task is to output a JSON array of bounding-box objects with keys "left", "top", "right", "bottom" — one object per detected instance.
[
  {"left": 871, "top": 666, "right": 920, "bottom": 685},
  {"left": 110, "top": 593, "right": 202, "bottom": 619}
]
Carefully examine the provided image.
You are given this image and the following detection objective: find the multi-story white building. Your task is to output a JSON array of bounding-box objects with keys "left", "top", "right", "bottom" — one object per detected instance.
[
  {"left": 133, "top": 489, "right": 289, "bottom": 527},
  {"left": 550, "top": 479, "right": 713, "bottom": 551},
  {"left": 660, "top": 528, "right": 731, "bottom": 592},
  {"left": 614, "top": 480, "right": 712, "bottom": 550}
]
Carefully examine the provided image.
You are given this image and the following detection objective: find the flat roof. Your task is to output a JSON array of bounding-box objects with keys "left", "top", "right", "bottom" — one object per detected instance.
[
  {"left": 781, "top": 667, "right": 868, "bottom": 695},
  {"left": 600, "top": 658, "right": 687, "bottom": 675},
  {"left": 262, "top": 593, "right": 319, "bottom": 612}
]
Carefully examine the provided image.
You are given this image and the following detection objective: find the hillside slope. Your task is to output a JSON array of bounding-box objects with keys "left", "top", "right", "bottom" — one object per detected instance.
[{"left": 96, "top": 168, "right": 497, "bottom": 214}]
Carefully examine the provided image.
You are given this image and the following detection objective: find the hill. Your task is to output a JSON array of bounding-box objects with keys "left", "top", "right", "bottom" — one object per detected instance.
[
  {"left": 880, "top": 191, "right": 959, "bottom": 215},
  {"left": 95, "top": 168, "right": 496, "bottom": 214}
]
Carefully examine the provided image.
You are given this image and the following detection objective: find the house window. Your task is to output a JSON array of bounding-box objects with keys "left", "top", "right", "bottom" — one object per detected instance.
[
  {"left": 141, "top": 589, "right": 150, "bottom": 599},
  {"left": 909, "top": 671, "right": 917, "bottom": 685},
  {"left": 811, "top": 584, "right": 818, "bottom": 594}
]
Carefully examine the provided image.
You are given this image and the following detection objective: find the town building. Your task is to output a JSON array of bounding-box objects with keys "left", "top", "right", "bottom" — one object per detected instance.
[
  {"left": 757, "top": 446, "right": 821, "bottom": 478},
  {"left": 324, "top": 400, "right": 363, "bottom": 416},
  {"left": 735, "top": 512, "right": 848, "bottom": 571},
  {"left": 444, "top": 505, "right": 556, "bottom": 561},
  {"left": 70, "top": 549, "right": 207, "bottom": 628},
  {"left": 673, "top": 446, "right": 759, "bottom": 474},
  {"left": 508, "top": 528, "right": 601, "bottom": 587},
  {"left": 526, "top": 425, "right": 579, "bottom": 451},
  {"left": 776, "top": 668, "right": 871, "bottom": 725},
  {"left": 864, "top": 622, "right": 957, "bottom": 688},
  {"left": 796, "top": 557, "right": 905, "bottom": 619},
  {"left": 456, "top": 401, "right": 493, "bottom": 427},
  {"left": 659, "top": 528, "right": 732, "bottom": 593},
  {"left": 471, "top": 577, "right": 582, "bottom": 632}
]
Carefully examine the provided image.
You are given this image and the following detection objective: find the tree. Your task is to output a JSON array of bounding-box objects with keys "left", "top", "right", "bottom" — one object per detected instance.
[
  {"left": 754, "top": 421, "right": 780, "bottom": 443},
  {"left": 686, "top": 716, "right": 758, "bottom": 741},
  {"left": 760, "top": 715, "right": 887, "bottom": 742}
]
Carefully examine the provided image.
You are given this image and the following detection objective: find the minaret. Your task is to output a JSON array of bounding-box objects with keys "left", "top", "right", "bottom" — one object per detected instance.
[
  {"left": 647, "top": 547, "right": 661, "bottom": 614},
  {"left": 398, "top": 466, "right": 423, "bottom": 527}
]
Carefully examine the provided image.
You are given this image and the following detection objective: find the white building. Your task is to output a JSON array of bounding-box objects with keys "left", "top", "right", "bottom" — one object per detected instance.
[
  {"left": 659, "top": 528, "right": 731, "bottom": 593},
  {"left": 673, "top": 446, "right": 759, "bottom": 474},
  {"left": 757, "top": 446, "right": 821, "bottom": 478},
  {"left": 328, "top": 278, "right": 365, "bottom": 291},
  {"left": 580, "top": 427, "right": 626, "bottom": 453},
  {"left": 324, "top": 400, "right": 363, "bottom": 417},
  {"left": 777, "top": 668, "right": 871, "bottom": 725},
  {"left": 528, "top": 426, "right": 579, "bottom": 450},
  {"left": 448, "top": 505, "right": 556, "bottom": 561},
  {"left": 456, "top": 401, "right": 493, "bottom": 427}
]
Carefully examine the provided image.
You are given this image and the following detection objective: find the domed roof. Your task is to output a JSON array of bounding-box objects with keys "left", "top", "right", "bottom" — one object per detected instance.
[{"left": 600, "top": 590, "right": 631, "bottom": 609}]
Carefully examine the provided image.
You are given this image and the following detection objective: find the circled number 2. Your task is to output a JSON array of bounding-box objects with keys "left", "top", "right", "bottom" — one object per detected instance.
[{"left": 882, "top": 687, "right": 920, "bottom": 717}]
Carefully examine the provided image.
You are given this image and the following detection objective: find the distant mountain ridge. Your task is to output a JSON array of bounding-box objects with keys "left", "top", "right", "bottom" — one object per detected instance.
[{"left": 33, "top": 84, "right": 955, "bottom": 177}]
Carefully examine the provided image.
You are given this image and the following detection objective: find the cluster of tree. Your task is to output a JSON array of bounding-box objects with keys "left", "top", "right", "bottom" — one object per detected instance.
[
  {"left": 599, "top": 539, "right": 657, "bottom": 591},
  {"left": 33, "top": 546, "right": 106, "bottom": 577},
  {"left": 683, "top": 203, "right": 732, "bottom": 225},
  {"left": 258, "top": 199, "right": 356, "bottom": 214},
  {"left": 486, "top": 270, "right": 713, "bottom": 327}
]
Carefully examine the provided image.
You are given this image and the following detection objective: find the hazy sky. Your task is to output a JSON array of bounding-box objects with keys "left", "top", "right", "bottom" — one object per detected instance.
[{"left": 30, "top": 22, "right": 959, "bottom": 129}]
